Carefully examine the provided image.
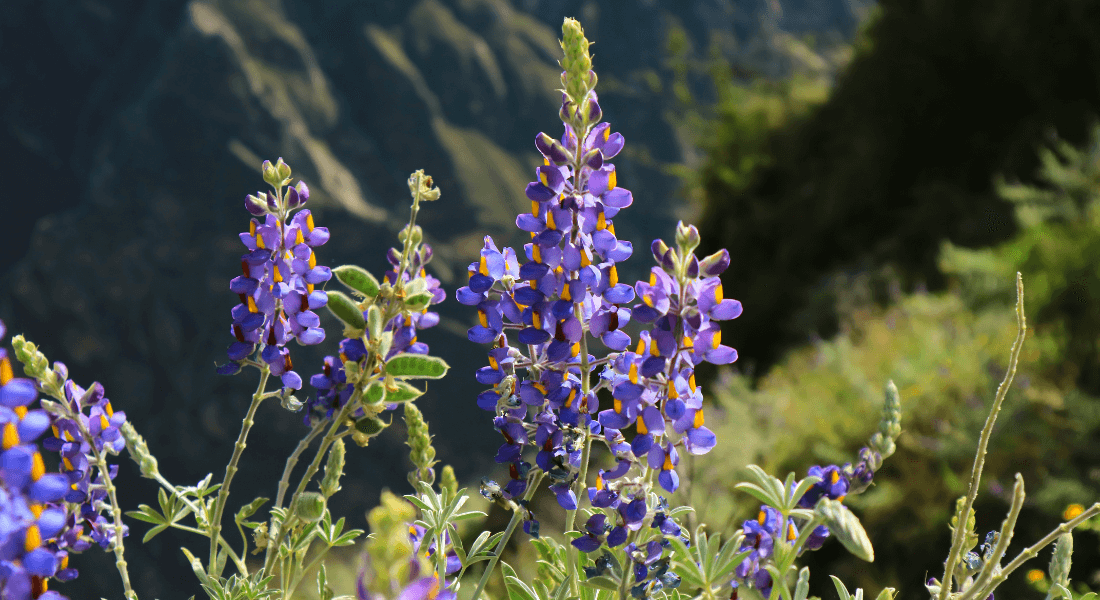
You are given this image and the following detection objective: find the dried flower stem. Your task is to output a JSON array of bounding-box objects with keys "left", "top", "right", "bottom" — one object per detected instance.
[
  {"left": 939, "top": 273, "right": 1026, "bottom": 600},
  {"left": 964, "top": 474, "right": 1025, "bottom": 599},
  {"left": 967, "top": 502, "right": 1100, "bottom": 600}
]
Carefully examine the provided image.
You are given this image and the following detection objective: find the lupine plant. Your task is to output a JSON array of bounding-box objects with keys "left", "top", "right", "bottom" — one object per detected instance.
[{"left": 2, "top": 16, "right": 1099, "bottom": 600}]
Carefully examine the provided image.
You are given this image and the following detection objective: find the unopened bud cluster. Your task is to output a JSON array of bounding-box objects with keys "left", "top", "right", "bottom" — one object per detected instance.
[{"left": 404, "top": 403, "right": 437, "bottom": 487}]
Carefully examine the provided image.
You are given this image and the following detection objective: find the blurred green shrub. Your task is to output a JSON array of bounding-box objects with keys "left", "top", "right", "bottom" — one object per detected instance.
[{"left": 687, "top": 128, "right": 1100, "bottom": 596}]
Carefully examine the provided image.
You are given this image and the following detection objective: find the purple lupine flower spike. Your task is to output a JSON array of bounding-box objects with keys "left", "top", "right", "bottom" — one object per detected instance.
[{"left": 221, "top": 162, "right": 331, "bottom": 389}]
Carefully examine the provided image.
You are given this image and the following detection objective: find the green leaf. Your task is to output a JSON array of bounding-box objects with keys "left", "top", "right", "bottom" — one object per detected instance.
[
  {"left": 580, "top": 576, "right": 620, "bottom": 592},
  {"left": 872, "top": 588, "right": 895, "bottom": 600},
  {"left": 503, "top": 563, "right": 538, "bottom": 600},
  {"left": 142, "top": 523, "right": 170, "bottom": 543},
  {"left": 815, "top": 498, "right": 874, "bottom": 562},
  {"left": 181, "top": 546, "right": 215, "bottom": 588},
  {"left": 734, "top": 482, "right": 781, "bottom": 509},
  {"left": 126, "top": 505, "right": 166, "bottom": 525},
  {"left": 385, "top": 354, "right": 449, "bottom": 379},
  {"left": 318, "top": 564, "right": 335, "bottom": 600},
  {"left": 326, "top": 291, "right": 366, "bottom": 329},
  {"left": 235, "top": 497, "right": 269, "bottom": 524},
  {"left": 466, "top": 530, "right": 493, "bottom": 562},
  {"left": 830, "top": 576, "right": 852, "bottom": 600},
  {"left": 333, "top": 528, "right": 364, "bottom": 547},
  {"left": 333, "top": 265, "right": 380, "bottom": 298},
  {"left": 793, "top": 567, "right": 811, "bottom": 600}
]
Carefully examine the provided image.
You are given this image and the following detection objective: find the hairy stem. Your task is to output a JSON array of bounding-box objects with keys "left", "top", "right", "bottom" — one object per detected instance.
[
  {"left": 263, "top": 387, "right": 360, "bottom": 575},
  {"left": 968, "top": 502, "right": 1100, "bottom": 600},
  {"left": 209, "top": 366, "right": 269, "bottom": 576},
  {"left": 93, "top": 444, "right": 137, "bottom": 599},
  {"left": 939, "top": 273, "right": 1026, "bottom": 600},
  {"left": 963, "top": 474, "right": 1025, "bottom": 600}
]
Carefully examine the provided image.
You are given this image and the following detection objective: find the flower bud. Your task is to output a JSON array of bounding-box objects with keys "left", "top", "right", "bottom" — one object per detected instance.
[
  {"left": 535, "top": 132, "right": 574, "bottom": 166},
  {"left": 586, "top": 95, "right": 602, "bottom": 124},
  {"left": 583, "top": 148, "right": 603, "bottom": 170},
  {"left": 1049, "top": 532, "right": 1072, "bottom": 587},
  {"left": 293, "top": 491, "right": 326, "bottom": 523},
  {"left": 685, "top": 254, "right": 699, "bottom": 279},
  {"left": 121, "top": 422, "right": 159, "bottom": 479},
  {"left": 245, "top": 193, "right": 267, "bottom": 215},
  {"left": 675, "top": 221, "right": 701, "bottom": 255},
  {"left": 285, "top": 185, "right": 303, "bottom": 209},
  {"left": 404, "top": 402, "right": 437, "bottom": 486},
  {"left": 440, "top": 464, "right": 459, "bottom": 498},
  {"left": 698, "top": 249, "right": 731, "bottom": 277},
  {"left": 262, "top": 160, "right": 278, "bottom": 185},
  {"left": 559, "top": 97, "right": 576, "bottom": 123},
  {"left": 276, "top": 157, "right": 292, "bottom": 182},
  {"left": 560, "top": 18, "right": 593, "bottom": 107}
]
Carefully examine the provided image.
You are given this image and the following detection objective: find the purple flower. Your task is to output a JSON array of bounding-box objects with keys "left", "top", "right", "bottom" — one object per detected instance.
[{"left": 222, "top": 167, "right": 331, "bottom": 389}]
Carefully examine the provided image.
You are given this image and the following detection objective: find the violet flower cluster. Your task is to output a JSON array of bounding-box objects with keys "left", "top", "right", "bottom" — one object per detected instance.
[
  {"left": 731, "top": 444, "right": 891, "bottom": 597},
  {"left": 221, "top": 158, "right": 331, "bottom": 389},
  {"left": 1, "top": 324, "right": 132, "bottom": 600}
]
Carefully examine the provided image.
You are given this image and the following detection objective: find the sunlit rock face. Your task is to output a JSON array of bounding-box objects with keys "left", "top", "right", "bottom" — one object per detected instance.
[{"left": 0, "top": 1, "right": 861, "bottom": 597}]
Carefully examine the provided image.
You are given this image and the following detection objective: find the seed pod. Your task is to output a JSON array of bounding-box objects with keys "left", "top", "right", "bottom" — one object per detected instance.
[
  {"left": 293, "top": 491, "right": 326, "bottom": 523},
  {"left": 325, "top": 291, "right": 366, "bottom": 330}
]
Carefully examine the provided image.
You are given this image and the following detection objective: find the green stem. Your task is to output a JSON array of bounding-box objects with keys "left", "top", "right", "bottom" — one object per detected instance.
[
  {"left": 263, "top": 388, "right": 360, "bottom": 575},
  {"left": 209, "top": 366, "right": 270, "bottom": 576},
  {"left": 62, "top": 395, "right": 137, "bottom": 599},
  {"left": 939, "top": 274, "right": 1026, "bottom": 600},
  {"left": 275, "top": 421, "right": 327, "bottom": 509},
  {"left": 470, "top": 473, "right": 544, "bottom": 600},
  {"left": 289, "top": 542, "right": 334, "bottom": 597},
  {"left": 148, "top": 472, "right": 248, "bottom": 575},
  {"left": 94, "top": 444, "right": 138, "bottom": 600}
]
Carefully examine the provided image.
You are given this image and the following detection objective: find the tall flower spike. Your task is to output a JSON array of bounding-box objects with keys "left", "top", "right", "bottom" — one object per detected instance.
[{"left": 221, "top": 160, "right": 330, "bottom": 390}]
